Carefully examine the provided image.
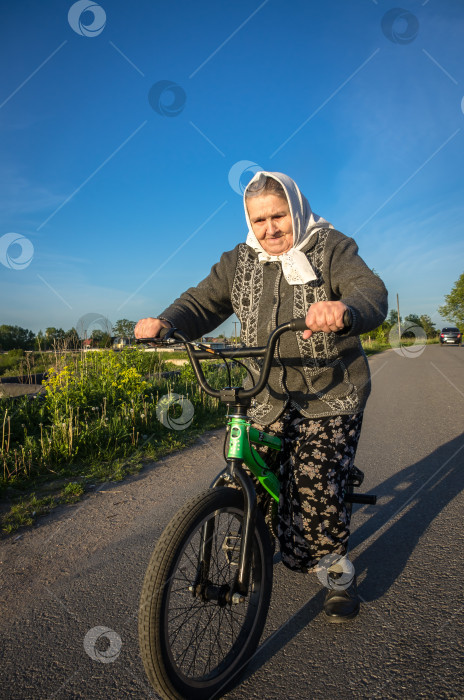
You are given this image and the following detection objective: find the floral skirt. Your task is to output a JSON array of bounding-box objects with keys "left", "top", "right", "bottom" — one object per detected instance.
[{"left": 257, "top": 408, "right": 364, "bottom": 572}]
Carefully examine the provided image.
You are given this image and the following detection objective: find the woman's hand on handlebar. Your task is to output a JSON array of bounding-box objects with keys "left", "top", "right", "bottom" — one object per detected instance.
[
  {"left": 302, "top": 301, "right": 349, "bottom": 340},
  {"left": 134, "top": 317, "right": 172, "bottom": 342}
]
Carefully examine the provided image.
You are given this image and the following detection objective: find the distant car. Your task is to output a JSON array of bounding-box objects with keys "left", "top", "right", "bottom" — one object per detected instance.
[{"left": 439, "top": 327, "right": 462, "bottom": 345}]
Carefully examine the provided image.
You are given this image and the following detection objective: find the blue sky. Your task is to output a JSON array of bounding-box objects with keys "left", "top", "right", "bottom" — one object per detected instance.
[{"left": 0, "top": 0, "right": 463, "bottom": 337}]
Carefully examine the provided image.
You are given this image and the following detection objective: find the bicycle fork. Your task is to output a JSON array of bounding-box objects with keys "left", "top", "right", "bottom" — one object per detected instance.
[{"left": 191, "top": 460, "right": 257, "bottom": 605}]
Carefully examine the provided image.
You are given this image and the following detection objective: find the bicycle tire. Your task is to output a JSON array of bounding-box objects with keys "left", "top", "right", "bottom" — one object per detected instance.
[{"left": 138, "top": 487, "right": 274, "bottom": 700}]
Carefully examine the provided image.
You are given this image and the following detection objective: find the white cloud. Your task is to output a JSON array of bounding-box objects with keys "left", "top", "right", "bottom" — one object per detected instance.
[{"left": 0, "top": 166, "right": 65, "bottom": 215}]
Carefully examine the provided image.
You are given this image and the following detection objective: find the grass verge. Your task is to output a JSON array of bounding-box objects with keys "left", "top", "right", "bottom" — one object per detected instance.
[
  {"left": 361, "top": 337, "right": 439, "bottom": 356},
  {"left": 0, "top": 351, "right": 243, "bottom": 536}
]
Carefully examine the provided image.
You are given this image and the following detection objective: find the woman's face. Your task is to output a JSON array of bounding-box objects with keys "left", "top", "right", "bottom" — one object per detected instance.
[{"left": 246, "top": 194, "right": 293, "bottom": 256}]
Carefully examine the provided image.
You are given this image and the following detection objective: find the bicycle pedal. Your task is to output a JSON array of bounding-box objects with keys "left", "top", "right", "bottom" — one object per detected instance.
[
  {"left": 348, "top": 465, "right": 364, "bottom": 488},
  {"left": 222, "top": 534, "right": 241, "bottom": 565}
]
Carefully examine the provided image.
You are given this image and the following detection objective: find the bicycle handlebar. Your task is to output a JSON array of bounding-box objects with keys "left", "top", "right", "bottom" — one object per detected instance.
[{"left": 137, "top": 310, "right": 352, "bottom": 403}]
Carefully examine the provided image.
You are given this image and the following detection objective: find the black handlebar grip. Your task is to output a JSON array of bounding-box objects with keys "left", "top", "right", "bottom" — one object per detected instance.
[
  {"left": 289, "top": 318, "right": 308, "bottom": 332},
  {"left": 290, "top": 308, "right": 353, "bottom": 333},
  {"left": 158, "top": 326, "right": 171, "bottom": 340},
  {"left": 343, "top": 308, "right": 353, "bottom": 329}
]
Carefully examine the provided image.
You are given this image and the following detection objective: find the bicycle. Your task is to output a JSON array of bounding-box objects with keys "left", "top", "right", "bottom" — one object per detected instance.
[{"left": 137, "top": 315, "right": 377, "bottom": 700}]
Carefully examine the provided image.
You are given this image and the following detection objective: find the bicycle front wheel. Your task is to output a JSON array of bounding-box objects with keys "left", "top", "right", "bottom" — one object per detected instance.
[{"left": 138, "top": 486, "right": 274, "bottom": 700}]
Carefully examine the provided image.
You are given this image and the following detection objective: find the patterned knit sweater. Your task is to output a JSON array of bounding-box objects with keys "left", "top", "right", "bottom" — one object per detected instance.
[{"left": 159, "top": 228, "right": 388, "bottom": 425}]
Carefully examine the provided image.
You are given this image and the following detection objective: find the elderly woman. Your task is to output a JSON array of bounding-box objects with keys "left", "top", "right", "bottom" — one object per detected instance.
[{"left": 135, "top": 171, "right": 387, "bottom": 621}]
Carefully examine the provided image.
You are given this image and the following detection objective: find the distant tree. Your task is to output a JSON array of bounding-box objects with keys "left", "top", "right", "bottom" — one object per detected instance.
[
  {"left": 35, "top": 329, "right": 46, "bottom": 350},
  {"left": 45, "top": 327, "right": 65, "bottom": 347},
  {"left": 387, "top": 309, "right": 402, "bottom": 326},
  {"left": 45, "top": 327, "right": 57, "bottom": 339},
  {"left": 64, "top": 328, "right": 80, "bottom": 349},
  {"left": 113, "top": 319, "right": 136, "bottom": 338},
  {"left": 0, "top": 325, "right": 35, "bottom": 350},
  {"left": 402, "top": 314, "right": 423, "bottom": 339},
  {"left": 404, "top": 313, "right": 421, "bottom": 325},
  {"left": 91, "top": 329, "right": 112, "bottom": 348},
  {"left": 419, "top": 315, "right": 438, "bottom": 339},
  {"left": 438, "top": 272, "right": 464, "bottom": 328}
]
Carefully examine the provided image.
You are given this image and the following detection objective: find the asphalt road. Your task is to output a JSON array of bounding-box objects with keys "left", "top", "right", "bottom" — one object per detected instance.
[{"left": 1, "top": 345, "right": 463, "bottom": 699}]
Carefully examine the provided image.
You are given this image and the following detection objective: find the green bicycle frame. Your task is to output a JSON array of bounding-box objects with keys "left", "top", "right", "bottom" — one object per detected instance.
[{"left": 226, "top": 416, "right": 282, "bottom": 502}]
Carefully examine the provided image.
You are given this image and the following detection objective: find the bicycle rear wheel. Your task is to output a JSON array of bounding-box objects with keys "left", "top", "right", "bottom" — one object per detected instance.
[{"left": 138, "top": 487, "right": 274, "bottom": 700}]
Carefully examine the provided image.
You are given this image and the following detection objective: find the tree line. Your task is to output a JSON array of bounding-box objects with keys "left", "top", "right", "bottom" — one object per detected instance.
[
  {"left": 361, "top": 311, "right": 438, "bottom": 345},
  {"left": 0, "top": 319, "right": 137, "bottom": 351}
]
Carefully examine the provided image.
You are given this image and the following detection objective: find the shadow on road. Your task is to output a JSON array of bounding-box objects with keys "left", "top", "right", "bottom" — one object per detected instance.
[
  {"left": 236, "top": 431, "right": 464, "bottom": 688},
  {"left": 350, "top": 430, "right": 464, "bottom": 601}
]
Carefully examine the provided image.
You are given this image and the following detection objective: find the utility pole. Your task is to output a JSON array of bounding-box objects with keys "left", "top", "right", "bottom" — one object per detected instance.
[
  {"left": 397, "top": 293, "right": 401, "bottom": 343},
  {"left": 233, "top": 321, "right": 239, "bottom": 346}
]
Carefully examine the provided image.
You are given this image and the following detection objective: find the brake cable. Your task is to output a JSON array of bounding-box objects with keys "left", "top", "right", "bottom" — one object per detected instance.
[
  {"left": 227, "top": 357, "right": 255, "bottom": 385},
  {"left": 185, "top": 341, "right": 255, "bottom": 387}
]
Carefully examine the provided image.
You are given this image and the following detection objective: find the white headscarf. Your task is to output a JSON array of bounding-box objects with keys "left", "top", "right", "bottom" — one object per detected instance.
[{"left": 244, "top": 171, "right": 333, "bottom": 285}]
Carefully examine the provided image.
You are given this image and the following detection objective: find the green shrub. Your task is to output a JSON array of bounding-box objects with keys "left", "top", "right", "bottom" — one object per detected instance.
[
  {"left": 0, "top": 350, "right": 244, "bottom": 492},
  {"left": 61, "top": 481, "right": 84, "bottom": 503},
  {"left": 1, "top": 494, "right": 56, "bottom": 533}
]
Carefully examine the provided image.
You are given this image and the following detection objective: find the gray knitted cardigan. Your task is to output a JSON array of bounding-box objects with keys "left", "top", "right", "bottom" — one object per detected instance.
[{"left": 159, "top": 228, "right": 388, "bottom": 425}]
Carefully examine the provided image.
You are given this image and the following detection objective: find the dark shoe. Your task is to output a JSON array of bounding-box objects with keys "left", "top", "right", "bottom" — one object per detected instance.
[{"left": 323, "top": 575, "right": 360, "bottom": 623}]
